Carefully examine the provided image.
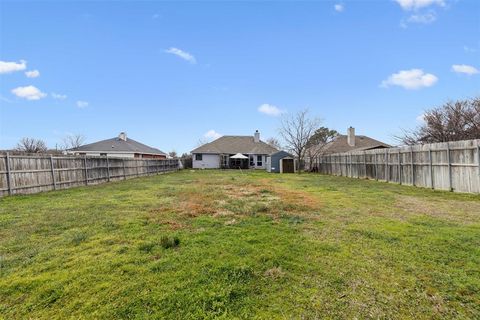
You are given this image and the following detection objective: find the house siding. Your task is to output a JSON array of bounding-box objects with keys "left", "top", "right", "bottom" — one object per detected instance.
[{"left": 192, "top": 154, "right": 220, "bottom": 169}]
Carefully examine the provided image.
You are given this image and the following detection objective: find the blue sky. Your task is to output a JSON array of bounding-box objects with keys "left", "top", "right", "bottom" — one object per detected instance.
[{"left": 1, "top": 0, "right": 479, "bottom": 154}]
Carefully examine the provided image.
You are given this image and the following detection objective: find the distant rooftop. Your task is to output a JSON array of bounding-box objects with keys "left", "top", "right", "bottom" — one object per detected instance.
[
  {"left": 70, "top": 132, "right": 166, "bottom": 155},
  {"left": 321, "top": 134, "right": 391, "bottom": 154}
]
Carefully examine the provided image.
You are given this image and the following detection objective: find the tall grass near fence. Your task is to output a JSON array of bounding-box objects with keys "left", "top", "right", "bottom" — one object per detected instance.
[
  {"left": 0, "top": 154, "right": 179, "bottom": 196},
  {"left": 315, "top": 139, "right": 480, "bottom": 194}
]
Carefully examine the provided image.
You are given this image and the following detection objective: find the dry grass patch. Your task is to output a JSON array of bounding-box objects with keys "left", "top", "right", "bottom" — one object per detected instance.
[
  {"left": 264, "top": 266, "right": 285, "bottom": 280},
  {"left": 395, "top": 195, "right": 480, "bottom": 224}
]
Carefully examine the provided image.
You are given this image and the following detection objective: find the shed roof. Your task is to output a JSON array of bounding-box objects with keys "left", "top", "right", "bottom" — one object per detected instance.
[
  {"left": 270, "top": 150, "right": 295, "bottom": 158},
  {"left": 191, "top": 136, "right": 279, "bottom": 155},
  {"left": 70, "top": 136, "right": 166, "bottom": 155}
]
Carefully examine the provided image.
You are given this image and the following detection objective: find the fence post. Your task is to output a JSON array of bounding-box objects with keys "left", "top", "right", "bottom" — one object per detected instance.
[
  {"left": 106, "top": 155, "right": 111, "bottom": 182},
  {"left": 429, "top": 148, "right": 434, "bottom": 189},
  {"left": 348, "top": 153, "right": 351, "bottom": 177},
  {"left": 385, "top": 149, "right": 389, "bottom": 183},
  {"left": 398, "top": 150, "right": 402, "bottom": 185},
  {"left": 447, "top": 142, "right": 452, "bottom": 192},
  {"left": 363, "top": 151, "right": 367, "bottom": 179},
  {"left": 123, "top": 158, "right": 126, "bottom": 180},
  {"left": 50, "top": 155, "right": 57, "bottom": 190},
  {"left": 136, "top": 159, "right": 140, "bottom": 177},
  {"left": 410, "top": 147, "right": 415, "bottom": 186},
  {"left": 477, "top": 143, "right": 480, "bottom": 194},
  {"left": 84, "top": 156, "right": 88, "bottom": 185},
  {"left": 5, "top": 152, "right": 13, "bottom": 196},
  {"left": 374, "top": 152, "right": 378, "bottom": 181}
]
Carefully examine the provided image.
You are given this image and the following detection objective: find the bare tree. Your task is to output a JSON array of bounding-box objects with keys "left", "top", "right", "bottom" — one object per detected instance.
[
  {"left": 169, "top": 150, "right": 178, "bottom": 158},
  {"left": 305, "top": 127, "right": 338, "bottom": 171},
  {"left": 16, "top": 137, "right": 48, "bottom": 153},
  {"left": 279, "top": 109, "right": 321, "bottom": 171},
  {"left": 266, "top": 137, "right": 282, "bottom": 150},
  {"left": 62, "top": 134, "right": 86, "bottom": 150},
  {"left": 180, "top": 153, "right": 193, "bottom": 169},
  {"left": 399, "top": 97, "right": 480, "bottom": 145}
]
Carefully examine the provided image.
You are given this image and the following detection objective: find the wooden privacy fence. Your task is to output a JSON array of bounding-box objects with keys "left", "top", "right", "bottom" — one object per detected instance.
[
  {"left": 315, "top": 139, "right": 480, "bottom": 194},
  {"left": 0, "top": 154, "right": 179, "bottom": 197}
]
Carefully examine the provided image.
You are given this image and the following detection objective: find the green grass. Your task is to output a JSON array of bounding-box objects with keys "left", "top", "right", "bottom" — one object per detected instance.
[{"left": 1, "top": 170, "right": 479, "bottom": 319}]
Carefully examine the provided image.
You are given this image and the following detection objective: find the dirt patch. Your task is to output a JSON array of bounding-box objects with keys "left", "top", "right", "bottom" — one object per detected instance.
[{"left": 146, "top": 179, "right": 323, "bottom": 223}]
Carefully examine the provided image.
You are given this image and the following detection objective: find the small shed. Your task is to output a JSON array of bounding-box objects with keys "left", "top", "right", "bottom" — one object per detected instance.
[{"left": 266, "top": 151, "right": 296, "bottom": 173}]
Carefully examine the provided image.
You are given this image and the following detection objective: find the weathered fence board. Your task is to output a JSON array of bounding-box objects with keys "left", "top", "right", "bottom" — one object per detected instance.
[
  {"left": 316, "top": 139, "right": 480, "bottom": 194},
  {"left": 0, "top": 154, "right": 179, "bottom": 197}
]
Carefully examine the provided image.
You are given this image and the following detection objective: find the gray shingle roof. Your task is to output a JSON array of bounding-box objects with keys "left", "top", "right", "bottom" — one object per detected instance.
[
  {"left": 320, "top": 135, "right": 391, "bottom": 154},
  {"left": 191, "top": 136, "right": 279, "bottom": 155},
  {"left": 71, "top": 137, "right": 166, "bottom": 155}
]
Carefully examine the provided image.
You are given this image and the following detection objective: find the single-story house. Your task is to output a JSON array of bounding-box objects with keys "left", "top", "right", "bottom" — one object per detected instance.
[
  {"left": 191, "top": 130, "right": 279, "bottom": 169},
  {"left": 306, "top": 127, "right": 391, "bottom": 169},
  {"left": 320, "top": 127, "right": 391, "bottom": 154},
  {"left": 67, "top": 132, "right": 167, "bottom": 159},
  {"left": 266, "top": 150, "right": 296, "bottom": 173}
]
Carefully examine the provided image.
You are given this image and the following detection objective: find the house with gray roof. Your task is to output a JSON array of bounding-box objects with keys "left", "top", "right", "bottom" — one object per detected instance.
[
  {"left": 306, "top": 127, "right": 391, "bottom": 170},
  {"left": 67, "top": 132, "right": 167, "bottom": 159},
  {"left": 321, "top": 127, "right": 391, "bottom": 154},
  {"left": 191, "top": 130, "right": 279, "bottom": 169}
]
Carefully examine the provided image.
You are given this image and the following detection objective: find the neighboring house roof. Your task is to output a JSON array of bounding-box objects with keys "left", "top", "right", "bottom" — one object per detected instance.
[
  {"left": 70, "top": 136, "right": 166, "bottom": 155},
  {"left": 191, "top": 136, "right": 279, "bottom": 155},
  {"left": 319, "top": 135, "right": 391, "bottom": 154}
]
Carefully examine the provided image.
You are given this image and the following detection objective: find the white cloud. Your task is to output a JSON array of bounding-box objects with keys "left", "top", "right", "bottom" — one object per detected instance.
[
  {"left": 334, "top": 4, "right": 344, "bottom": 12},
  {"left": 395, "top": 0, "right": 445, "bottom": 11},
  {"left": 0, "top": 60, "right": 27, "bottom": 74},
  {"left": 407, "top": 12, "right": 436, "bottom": 24},
  {"left": 416, "top": 113, "right": 426, "bottom": 123},
  {"left": 204, "top": 129, "right": 222, "bottom": 140},
  {"left": 25, "top": 69, "right": 40, "bottom": 78},
  {"left": 451, "top": 64, "right": 479, "bottom": 75},
  {"left": 76, "top": 100, "right": 89, "bottom": 108},
  {"left": 381, "top": 69, "right": 438, "bottom": 90},
  {"left": 165, "top": 47, "right": 196, "bottom": 64},
  {"left": 52, "top": 92, "right": 67, "bottom": 100},
  {"left": 11, "top": 85, "right": 47, "bottom": 100},
  {"left": 258, "top": 103, "right": 285, "bottom": 117}
]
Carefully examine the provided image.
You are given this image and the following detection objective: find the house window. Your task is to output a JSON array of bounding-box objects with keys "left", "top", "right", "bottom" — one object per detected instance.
[
  {"left": 195, "top": 154, "right": 203, "bottom": 161},
  {"left": 221, "top": 155, "right": 228, "bottom": 167},
  {"left": 249, "top": 155, "right": 255, "bottom": 166},
  {"left": 257, "top": 155, "right": 262, "bottom": 166}
]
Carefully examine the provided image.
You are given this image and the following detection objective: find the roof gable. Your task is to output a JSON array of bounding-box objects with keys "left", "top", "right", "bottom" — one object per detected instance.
[{"left": 191, "top": 136, "right": 279, "bottom": 155}]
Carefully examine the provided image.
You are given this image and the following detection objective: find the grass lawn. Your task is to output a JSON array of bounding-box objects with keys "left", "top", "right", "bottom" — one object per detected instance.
[{"left": 1, "top": 170, "right": 479, "bottom": 319}]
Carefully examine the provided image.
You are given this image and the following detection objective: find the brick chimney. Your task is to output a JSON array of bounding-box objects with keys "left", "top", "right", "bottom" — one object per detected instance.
[
  {"left": 254, "top": 130, "right": 260, "bottom": 143},
  {"left": 118, "top": 132, "right": 127, "bottom": 141},
  {"left": 347, "top": 127, "right": 355, "bottom": 147}
]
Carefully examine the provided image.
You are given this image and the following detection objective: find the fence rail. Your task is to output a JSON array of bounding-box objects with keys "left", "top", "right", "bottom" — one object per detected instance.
[
  {"left": 0, "top": 154, "right": 179, "bottom": 197},
  {"left": 314, "top": 139, "right": 480, "bottom": 194}
]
